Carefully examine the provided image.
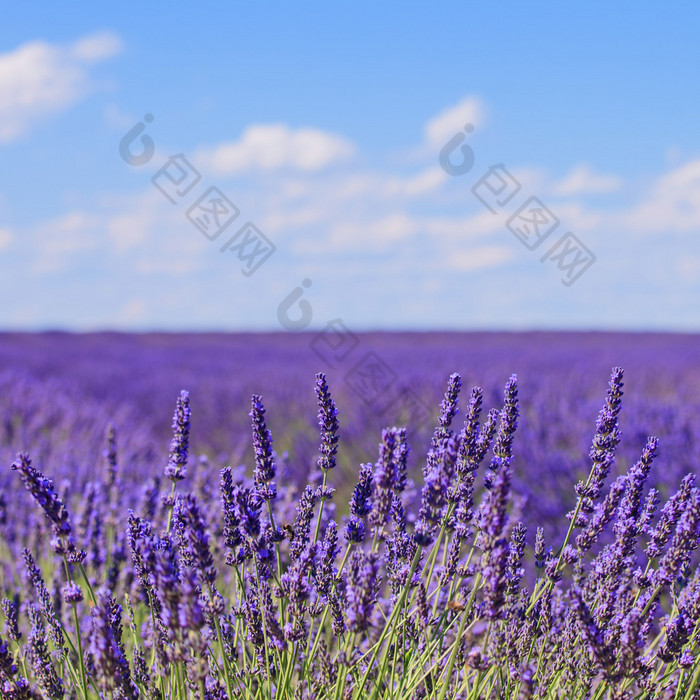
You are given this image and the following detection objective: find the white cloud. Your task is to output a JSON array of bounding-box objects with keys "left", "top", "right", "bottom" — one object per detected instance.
[
  {"left": 424, "top": 96, "right": 485, "bottom": 148},
  {"left": 618, "top": 158, "right": 700, "bottom": 234},
  {"left": 198, "top": 124, "right": 355, "bottom": 175},
  {"left": 0, "top": 31, "right": 122, "bottom": 142},
  {"left": 551, "top": 164, "right": 622, "bottom": 196},
  {"left": 70, "top": 31, "right": 123, "bottom": 62},
  {"left": 446, "top": 245, "right": 514, "bottom": 272},
  {"left": 383, "top": 166, "right": 447, "bottom": 196},
  {"left": 31, "top": 210, "right": 101, "bottom": 272},
  {"left": 328, "top": 212, "right": 418, "bottom": 252}
]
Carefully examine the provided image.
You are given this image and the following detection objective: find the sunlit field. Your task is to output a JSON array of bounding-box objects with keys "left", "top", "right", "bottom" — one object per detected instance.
[{"left": 1, "top": 331, "right": 700, "bottom": 699}]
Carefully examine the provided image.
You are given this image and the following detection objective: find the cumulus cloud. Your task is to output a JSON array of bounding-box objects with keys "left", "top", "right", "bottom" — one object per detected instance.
[
  {"left": 423, "top": 96, "right": 485, "bottom": 148},
  {"left": 30, "top": 211, "right": 102, "bottom": 272},
  {"left": 446, "top": 245, "right": 514, "bottom": 272},
  {"left": 619, "top": 158, "right": 700, "bottom": 234},
  {"left": 0, "top": 31, "right": 123, "bottom": 142},
  {"left": 551, "top": 164, "right": 622, "bottom": 196},
  {"left": 198, "top": 124, "right": 355, "bottom": 175}
]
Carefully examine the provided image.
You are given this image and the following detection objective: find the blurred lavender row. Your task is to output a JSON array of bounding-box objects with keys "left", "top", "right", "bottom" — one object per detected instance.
[{"left": 0, "top": 331, "right": 698, "bottom": 546}]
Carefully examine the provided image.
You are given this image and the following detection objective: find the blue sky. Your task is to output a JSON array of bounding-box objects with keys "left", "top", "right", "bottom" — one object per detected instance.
[{"left": 1, "top": 2, "right": 699, "bottom": 331}]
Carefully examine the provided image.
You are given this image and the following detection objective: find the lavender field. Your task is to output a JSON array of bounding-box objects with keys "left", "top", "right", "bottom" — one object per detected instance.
[{"left": 2, "top": 331, "right": 700, "bottom": 698}]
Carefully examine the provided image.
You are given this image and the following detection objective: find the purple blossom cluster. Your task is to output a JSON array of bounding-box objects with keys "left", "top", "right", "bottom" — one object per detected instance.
[{"left": 1, "top": 341, "right": 700, "bottom": 697}]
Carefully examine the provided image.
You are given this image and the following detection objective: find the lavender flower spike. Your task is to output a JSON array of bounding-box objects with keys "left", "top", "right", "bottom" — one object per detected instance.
[
  {"left": 165, "top": 390, "right": 191, "bottom": 482},
  {"left": 345, "top": 462, "right": 373, "bottom": 543},
  {"left": 315, "top": 372, "right": 339, "bottom": 472},
  {"left": 369, "top": 428, "right": 400, "bottom": 530},
  {"left": 250, "top": 394, "right": 277, "bottom": 501},
  {"left": 575, "top": 367, "right": 624, "bottom": 503},
  {"left": 12, "top": 453, "right": 75, "bottom": 555},
  {"left": 490, "top": 374, "right": 519, "bottom": 474},
  {"left": 346, "top": 550, "right": 380, "bottom": 633},
  {"left": 438, "top": 373, "right": 462, "bottom": 430}
]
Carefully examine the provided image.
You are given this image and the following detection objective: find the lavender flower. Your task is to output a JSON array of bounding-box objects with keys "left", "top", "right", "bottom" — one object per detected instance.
[
  {"left": 346, "top": 550, "right": 380, "bottom": 633},
  {"left": 280, "top": 542, "right": 317, "bottom": 641},
  {"left": 534, "top": 527, "right": 546, "bottom": 570},
  {"left": 414, "top": 435, "right": 458, "bottom": 547},
  {"left": 654, "top": 486, "right": 700, "bottom": 587},
  {"left": 489, "top": 374, "right": 519, "bottom": 476},
  {"left": 89, "top": 588, "right": 139, "bottom": 700},
  {"left": 656, "top": 610, "right": 691, "bottom": 663},
  {"left": 455, "top": 387, "right": 484, "bottom": 481},
  {"left": 575, "top": 475, "right": 627, "bottom": 554},
  {"left": 1, "top": 598, "right": 21, "bottom": 643},
  {"left": 103, "top": 422, "right": 118, "bottom": 491},
  {"left": 482, "top": 541, "right": 509, "bottom": 620},
  {"left": 315, "top": 373, "right": 339, "bottom": 472},
  {"left": 315, "top": 520, "right": 339, "bottom": 598},
  {"left": 506, "top": 522, "right": 527, "bottom": 597},
  {"left": 250, "top": 394, "right": 277, "bottom": 500},
  {"left": 290, "top": 486, "right": 320, "bottom": 560},
  {"left": 22, "top": 549, "right": 64, "bottom": 655},
  {"left": 369, "top": 428, "right": 400, "bottom": 530},
  {"left": 439, "top": 373, "right": 462, "bottom": 430},
  {"left": 425, "top": 373, "right": 462, "bottom": 476},
  {"left": 574, "top": 367, "right": 624, "bottom": 504},
  {"left": 61, "top": 582, "right": 83, "bottom": 606},
  {"left": 647, "top": 474, "right": 695, "bottom": 559},
  {"left": 11, "top": 454, "right": 75, "bottom": 555},
  {"left": 165, "top": 390, "right": 191, "bottom": 482},
  {"left": 174, "top": 494, "right": 217, "bottom": 587},
  {"left": 27, "top": 604, "right": 64, "bottom": 700},
  {"left": 349, "top": 462, "right": 373, "bottom": 518}
]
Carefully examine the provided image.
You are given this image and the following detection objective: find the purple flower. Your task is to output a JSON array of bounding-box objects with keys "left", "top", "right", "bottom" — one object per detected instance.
[
  {"left": 647, "top": 474, "right": 695, "bottom": 559},
  {"left": 250, "top": 394, "right": 277, "bottom": 501},
  {"left": 349, "top": 463, "right": 373, "bottom": 519},
  {"left": 11, "top": 453, "right": 75, "bottom": 555},
  {"left": 346, "top": 550, "right": 380, "bottom": 633},
  {"left": 344, "top": 516, "right": 366, "bottom": 544},
  {"left": 280, "top": 542, "right": 317, "bottom": 641},
  {"left": 165, "top": 390, "right": 191, "bottom": 482},
  {"left": 656, "top": 609, "right": 691, "bottom": 663},
  {"left": 27, "top": 604, "right": 64, "bottom": 700},
  {"left": 534, "top": 527, "right": 547, "bottom": 570},
  {"left": 315, "top": 372, "right": 339, "bottom": 472},
  {"left": 425, "top": 374, "right": 462, "bottom": 476},
  {"left": 89, "top": 588, "right": 139, "bottom": 700},
  {"left": 654, "top": 486, "right": 700, "bottom": 587},
  {"left": 369, "top": 428, "right": 400, "bottom": 530},
  {"left": 439, "top": 373, "right": 462, "bottom": 430},
  {"left": 61, "top": 582, "right": 83, "bottom": 606},
  {"left": 1, "top": 599, "right": 21, "bottom": 643},
  {"left": 478, "top": 458, "right": 512, "bottom": 551},
  {"left": 103, "top": 422, "right": 118, "bottom": 490},
  {"left": 482, "top": 541, "right": 509, "bottom": 620},
  {"left": 506, "top": 522, "right": 527, "bottom": 597},
  {"left": 489, "top": 375, "right": 519, "bottom": 476},
  {"left": 315, "top": 520, "right": 339, "bottom": 598},
  {"left": 290, "top": 486, "right": 320, "bottom": 560},
  {"left": 22, "top": 549, "right": 64, "bottom": 656},
  {"left": 414, "top": 435, "right": 458, "bottom": 547},
  {"left": 173, "top": 494, "right": 217, "bottom": 587},
  {"left": 574, "top": 368, "right": 624, "bottom": 504},
  {"left": 575, "top": 475, "right": 627, "bottom": 554},
  {"left": 608, "top": 437, "right": 658, "bottom": 567},
  {"left": 455, "top": 387, "right": 484, "bottom": 481}
]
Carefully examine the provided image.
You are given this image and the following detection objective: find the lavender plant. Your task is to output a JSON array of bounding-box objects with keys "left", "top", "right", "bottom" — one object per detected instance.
[{"left": 1, "top": 367, "right": 700, "bottom": 699}]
